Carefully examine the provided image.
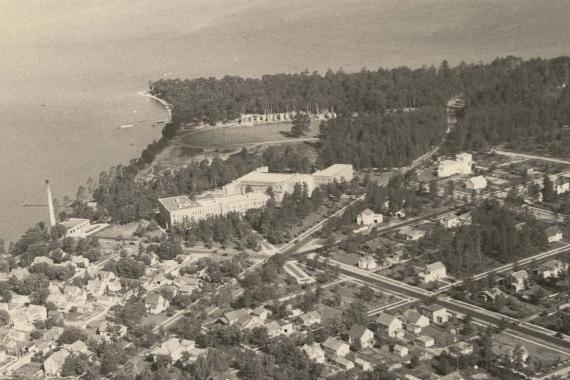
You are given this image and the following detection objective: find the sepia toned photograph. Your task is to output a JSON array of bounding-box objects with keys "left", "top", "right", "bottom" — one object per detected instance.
[{"left": 1, "top": 1, "right": 570, "bottom": 378}]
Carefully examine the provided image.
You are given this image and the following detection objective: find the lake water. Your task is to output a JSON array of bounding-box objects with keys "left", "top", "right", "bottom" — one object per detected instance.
[{"left": 1, "top": 0, "right": 569, "bottom": 242}]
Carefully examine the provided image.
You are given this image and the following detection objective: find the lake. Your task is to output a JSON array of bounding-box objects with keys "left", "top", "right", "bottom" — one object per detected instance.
[{"left": 1, "top": 0, "right": 569, "bottom": 241}]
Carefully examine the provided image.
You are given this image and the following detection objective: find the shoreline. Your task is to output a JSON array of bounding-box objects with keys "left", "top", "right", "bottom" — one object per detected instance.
[{"left": 137, "top": 91, "right": 172, "bottom": 123}]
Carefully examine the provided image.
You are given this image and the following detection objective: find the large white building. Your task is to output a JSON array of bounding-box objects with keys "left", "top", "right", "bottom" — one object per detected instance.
[
  {"left": 60, "top": 218, "right": 92, "bottom": 237},
  {"left": 226, "top": 167, "right": 315, "bottom": 202},
  {"left": 159, "top": 164, "right": 353, "bottom": 229},
  {"left": 313, "top": 164, "right": 354, "bottom": 186},
  {"left": 437, "top": 153, "right": 473, "bottom": 178},
  {"left": 158, "top": 192, "right": 270, "bottom": 229},
  {"left": 226, "top": 164, "right": 353, "bottom": 201}
]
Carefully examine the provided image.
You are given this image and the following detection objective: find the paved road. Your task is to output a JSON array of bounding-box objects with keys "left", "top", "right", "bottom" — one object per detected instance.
[
  {"left": 493, "top": 150, "right": 570, "bottom": 166},
  {"left": 442, "top": 244, "right": 570, "bottom": 286},
  {"left": 315, "top": 257, "right": 570, "bottom": 351}
]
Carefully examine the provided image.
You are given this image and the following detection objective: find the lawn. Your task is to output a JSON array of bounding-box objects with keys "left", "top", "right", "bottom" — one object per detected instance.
[
  {"left": 493, "top": 331, "right": 570, "bottom": 365},
  {"left": 180, "top": 120, "right": 320, "bottom": 148},
  {"left": 93, "top": 223, "right": 140, "bottom": 240},
  {"left": 320, "top": 280, "right": 400, "bottom": 311}
]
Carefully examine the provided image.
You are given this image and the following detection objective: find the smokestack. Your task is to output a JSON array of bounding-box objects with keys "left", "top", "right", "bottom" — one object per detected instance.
[{"left": 46, "top": 180, "right": 57, "bottom": 227}]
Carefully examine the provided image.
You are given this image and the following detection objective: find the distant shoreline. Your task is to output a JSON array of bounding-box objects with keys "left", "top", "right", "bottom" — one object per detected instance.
[{"left": 138, "top": 91, "right": 172, "bottom": 123}]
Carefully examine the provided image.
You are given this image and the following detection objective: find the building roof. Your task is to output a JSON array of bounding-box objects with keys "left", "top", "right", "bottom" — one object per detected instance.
[
  {"left": 44, "top": 350, "right": 70, "bottom": 371},
  {"left": 416, "top": 335, "right": 435, "bottom": 343},
  {"left": 426, "top": 261, "right": 446, "bottom": 272},
  {"left": 145, "top": 293, "right": 163, "bottom": 307},
  {"left": 349, "top": 324, "right": 371, "bottom": 339},
  {"left": 420, "top": 304, "right": 447, "bottom": 313},
  {"left": 399, "top": 226, "right": 425, "bottom": 238},
  {"left": 467, "top": 175, "right": 487, "bottom": 188},
  {"left": 159, "top": 192, "right": 270, "bottom": 213},
  {"left": 235, "top": 170, "right": 313, "bottom": 186},
  {"left": 302, "top": 343, "right": 324, "bottom": 357},
  {"left": 313, "top": 164, "right": 353, "bottom": 177},
  {"left": 403, "top": 309, "right": 426, "bottom": 325},
  {"left": 323, "top": 337, "right": 348, "bottom": 351},
  {"left": 543, "top": 259, "right": 565, "bottom": 270},
  {"left": 223, "top": 309, "right": 250, "bottom": 323},
  {"left": 251, "top": 306, "right": 270, "bottom": 317},
  {"left": 376, "top": 312, "right": 399, "bottom": 327},
  {"left": 64, "top": 340, "right": 90, "bottom": 355},
  {"left": 511, "top": 270, "right": 528, "bottom": 281},
  {"left": 546, "top": 226, "right": 562, "bottom": 237},
  {"left": 60, "top": 218, "right": 90, "bottom": 229},
  {"left": 360, "top": 208, "right": 375, "bottom": 216},
  {"left": 158, "top": 196, "right": 200, "bottom": 212},
  {"left": 300, "top": 311, "right": 321, "bottom": 324}
]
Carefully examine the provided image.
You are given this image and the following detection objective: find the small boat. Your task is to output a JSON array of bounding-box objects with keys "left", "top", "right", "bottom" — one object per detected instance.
[{"left": 118, "top": 124, "right": 134, "bottom": 129}]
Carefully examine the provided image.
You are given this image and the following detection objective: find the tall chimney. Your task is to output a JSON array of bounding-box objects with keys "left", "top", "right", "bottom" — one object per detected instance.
[{"left": 46, "top": 180, "right": 57, "bottom": 227}]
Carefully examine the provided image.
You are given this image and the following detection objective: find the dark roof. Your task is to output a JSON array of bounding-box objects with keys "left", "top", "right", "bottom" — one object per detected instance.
[{"left": 349, "top": 324, "right": 370, "bottom": 338}]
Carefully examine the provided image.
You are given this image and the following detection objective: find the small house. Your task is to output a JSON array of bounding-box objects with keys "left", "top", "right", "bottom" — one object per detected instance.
[
  {"left": 357, "top": 209, "right": 383, "bottom": 226},
  {"left": 358, "top": 255, "right": 377, "bottom": 270},
  {"left": 546, "top": 226, "right": 563, "bottom": 243},
  {"left": 144, "top": 293, "right": 169, "bottom": 315},
  {"left": 348, "top": 325, "right": 374, "bottom": 348},
  {"left": 301, "top": 343, "right": 325, "bottom": 364},
  {"left": 403, "top": 309, "right": 430, "bottom": 334},
  {"left": 397, "top": 226, "right": 425, "bottom": 241},
  {"left": 322, "top": 337, "right": 350, "bottom": 357},
  {"left": 419, "top": 304, "right": 449, "bottom": 324},
  {"left": 539, "top": 259, "right": 568, "bottom": 279},
  {"left": 465, "top": 175, "right": 487, "bottom": 191},
  {"left": 299, "top": 311, "right": 321, "bottom": 327},
  {"left": 415, "top": 335, "right": 435, "bottom": 348},
  {"left": 419, "top": 261, "right": 447, "bottom": 283},
  {"left": 376, "top": 312, "right": 403, "bottom": 338},
  {"left": 510, "top": 270, "right": 528, "bottom": 293}
]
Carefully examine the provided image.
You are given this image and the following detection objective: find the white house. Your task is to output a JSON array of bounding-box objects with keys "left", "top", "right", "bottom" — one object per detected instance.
[
  {"left": 419, "top": 304, "right": 449, "bottom": 324},
  {"left": 358, "top": 255, "right": 377, "bottom": 270},
  {"left": 539, "top": 260, "right": 568, "bottom": 279},
  {"left": 302, "top": 343, "right": 325, "bottom": 364},
  {"left": 322, "top": 337, "right": 350, "bottom": 357},
  {"left": 60, "top": 218, "right": 92, "bottom": 237},
  {"left": 376, "top": 312, "right": 403, "bottom": 338},
  {"left": 151, "top": 338, "right": 204, "bottom": 363},
  {"left": 44, "top": 350, "right": 70, "bottom": 377},
  {"left": 266, "top": 320, "right": 294, "bottom": 338},
  {"left": 419, "top": 261, "right": 447, "bottom": 283},
  {"left": 348, "top": 325, "right": 374, "bottom": 348},
  {"left": 145, "top": 293, "right": 169, "bottom": 314},
  {"left": 465, "top": 175, "right": 488, "bottom": 191},
  {"left": 357, "top": 209, "right": 383, "bottom": 226},
  {"left": 415, "top": 335, "right": 435, "bottom": 348},
  {"left": 397, "top": 226, "right": 425, "bottom": 241},
  {"left": 437, "top": 153, "right": 473, "bottom": 178},
  {"left": 403, "top": 309, "right": 430, "bottom": 334},
  {"left": 393, "top": 344, "right": 409, "bottom": 357},
  {"left": 510, "top": 270, "right": 528, "bottom": 293},
  {"left": 299, "top": 311, "right": 321, "bottom": 326},
  {"left": 546, "top": 226, "right": 563, "bottom": 243}
]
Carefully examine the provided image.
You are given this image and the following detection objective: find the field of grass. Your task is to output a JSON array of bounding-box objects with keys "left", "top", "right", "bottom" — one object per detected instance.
[
  {"left": 180, "top": 120, "right": 320, "bottom": 148},
  {"left": 493, "top": 331, "right": 570, "bottom": 364},
  {"left": 321, "top": 280, "right": 400, "bottom": 311}
]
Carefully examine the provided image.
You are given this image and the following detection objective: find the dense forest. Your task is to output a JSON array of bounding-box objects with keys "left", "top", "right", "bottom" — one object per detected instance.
[
  {"left": 318, "top": 107, "right": 445, "bottom": 168},
  {"left": 420, "top": 200, "right": 548, "bottom": 274},
  {"left": 149, "top": 66, "right": 456, "bottom": 125},
  {"left": 444, "top": 56, "right": 570, "bottom": 153},
  {"left": 68, "top": 56, "right": 570, "bottom": 227}
]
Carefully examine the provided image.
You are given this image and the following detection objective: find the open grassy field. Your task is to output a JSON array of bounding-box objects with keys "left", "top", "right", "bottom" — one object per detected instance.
[{"left": 180, "top": 120, "right": 320, "bottom": 148}]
